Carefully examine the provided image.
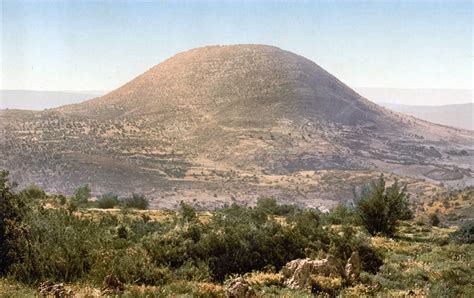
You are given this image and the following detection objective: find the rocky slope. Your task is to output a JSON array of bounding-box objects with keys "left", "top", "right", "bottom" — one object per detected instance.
[{"left": 1, "top": 45, "right": 472, "bottom": 208}]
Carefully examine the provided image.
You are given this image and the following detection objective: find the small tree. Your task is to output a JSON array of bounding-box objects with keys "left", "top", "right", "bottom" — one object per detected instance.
[
  {"left": 123, "top": 193, "right": 149, "bottom": 210},
  {"left": 0, "top": 170, "right": 29, "bottom": 275},
  {"left": 74, "top": 184, "right": 91, "bottom": 205},
  {"left": 22, "top": 184, "right": 46, "bottom": 200},
  {"left": 429, "top": 212, "right": 440, "bottom": 227},
  {"left": 179, "top": 201, "right": 197, "bottom": 222},
  {"left": 354, "top": 174, "right": 412, "bottom": 236},
  {"left": 97, "top": 193, "right": 119, "bottom": 209}
]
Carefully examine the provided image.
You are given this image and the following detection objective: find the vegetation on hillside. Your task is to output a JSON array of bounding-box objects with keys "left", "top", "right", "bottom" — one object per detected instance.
[
  {"left": 1, "top": 170, "right": 472, "bottom": 296},
  {"left": 354, "top": 175, "right": 413, "bottom": 236}
]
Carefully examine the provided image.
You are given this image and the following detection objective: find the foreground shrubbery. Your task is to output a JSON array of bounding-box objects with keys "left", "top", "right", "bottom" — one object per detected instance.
[
  {"left": 1, "top": 170, "right": 472, "bottom": 296},
  {"left": 354, "top": 175, "right": 413, "bottom": 236},
  {"left": 0, "top": 170, "right": 377, "bottom": 287}
]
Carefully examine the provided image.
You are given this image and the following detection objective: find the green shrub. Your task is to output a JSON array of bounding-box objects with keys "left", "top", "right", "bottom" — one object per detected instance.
[
  {"left": 358, "top": 244, "right": 383, "bottom": 274},
  {"left": 450, "top": 220, "right": 474, "bottom": 244},
  {"left": 74, "top": 184, "right": 91, "bottom": 205},
  {"left": 97, "top": 193, "right": 119, "bottom": 209},
  {"left": 179, "top": 201, "right": 197, "bottom": 222},
  {"left": 122, "top": 194, "right": 149, "bottom": 210},
  {"left": 21, "top": 184, "right": 46, "bottom": 200},
  {"left": 354, "top": 174, "right": 412, "bottom": 236},
  {"left": 0, "top": 170, "right": 30, "bottom": 275},
  {"left": 325, "top": 203, "right": 356, "bottom": 225},
  {"left": 429, "top": 213, "right": 440, "bottom": 227},
  {"left": 255, "top": 197, "right": 298, "bottom": 216}
]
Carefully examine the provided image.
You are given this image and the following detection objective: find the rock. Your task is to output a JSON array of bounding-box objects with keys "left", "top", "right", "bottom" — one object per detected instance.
[
  {"left": 38, "top": 281, "right": 74, "bottom": 297},
  {"left": 226, "top": 277, "right": 256, "bottom": 298},
  {"left": 282, "top": 255, "right": 345, "bottom": 289},
  {"left": 345, "top": 251, "right": 361, "bottom": 283}
]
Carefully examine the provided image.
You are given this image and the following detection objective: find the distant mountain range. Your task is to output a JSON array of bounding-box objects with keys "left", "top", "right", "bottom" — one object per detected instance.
[
  {"left": 354, "top": 87, "right": 472, "bottom": 106},
  {"left": 0, "top": 90, "right": 106, "bottom": 110},
  {"left": 1, "top": 45, "right": 472, "bottom": 208},
  {"left": 354, "top": 87, "right": 472, "bottom": 130},
  {"left": 378, "top": 102, "right": 473, "bottom": 131}
]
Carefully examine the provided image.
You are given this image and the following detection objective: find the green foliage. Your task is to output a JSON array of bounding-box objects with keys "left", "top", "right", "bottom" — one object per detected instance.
[
  {"left": 429, "top": 212, "right": 440, "bottom": 227},
  {"left": 97, "top": 192, "right": 119, "bottom": 209},
  {"left": 11, "top": 175, "right": 456, "bottom": 296},
  {"left": 325, "top": 203, "right": 356, "bottom": 225},
  {"left": 74, "top": 184, "right": 91, "bottom": 205},
  {"left": 354, "top": 174, "right": 412, "bottom": 236},
  {"left": 358, "top": 244, "right": 384, "bottom": 274},
  {"left": 21, "top": 184, "right": 46, "bottom": 200},
  {"left": 66, "top": 198, "right": 78, "bottom": 216},
  {"left": 122, "top": 194, "right": 149, "bottom": 210},
  {"left": 0, "top": 170, "right": 30, "bottom": 275},
  {"left": 179, "top": 201, "right": 197, "bottom": 222},
  {"left": 450, "top": 220, "right": 474, "bottom": 244},
  {"left": 255, "top": 197, "right": 298, "bottom": 216}
]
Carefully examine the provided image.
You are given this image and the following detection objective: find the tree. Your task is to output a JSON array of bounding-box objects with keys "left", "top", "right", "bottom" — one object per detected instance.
[
  {"left": 123, "top": 193, "right": 149, "bottom": 210},
  {"left": 74, "top": 184, "right": 91, "bottom": 205},
  {"left": 429, "top": 212, "right": 440, "bottom": 227},
  {"left": 21, "top": 184, "right": 46, "bottom": 200},
  {"left": 0, "top": 170, "right": 29, "bottom": 275},
  {"left": 354, "top": 174, "right": 412, "bottom": 236},
  {"left": 179, "top": 201, "right": 197, "bottom": 222},
  {"left": 97, "top": 192, "right": 119, "bottom": 209}
]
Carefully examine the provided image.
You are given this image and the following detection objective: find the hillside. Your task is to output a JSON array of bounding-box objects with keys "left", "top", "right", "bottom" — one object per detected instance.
[{"left": 1, "top": 45, "right": 473, "bottom": 208}]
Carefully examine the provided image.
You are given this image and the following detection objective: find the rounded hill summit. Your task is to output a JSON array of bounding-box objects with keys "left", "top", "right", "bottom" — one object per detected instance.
[{"left": 60, "top": 44, "right": 385, "bottom": 126}]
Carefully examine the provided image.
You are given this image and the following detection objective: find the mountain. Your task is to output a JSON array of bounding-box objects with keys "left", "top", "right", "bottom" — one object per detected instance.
[
  {"left": 379, "top": 103, "right": 473, "bottom": 131},
  {"left": 1, "top": 45, "right": 473, "bottom": 209},
  {"left": 0, "top": 90, "right": 106, "bottom": 110}
]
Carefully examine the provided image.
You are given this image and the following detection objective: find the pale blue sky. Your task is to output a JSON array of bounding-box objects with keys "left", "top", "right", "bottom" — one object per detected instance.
[{"left": 1, "top": 1, "right": 472, "bottom": 92}]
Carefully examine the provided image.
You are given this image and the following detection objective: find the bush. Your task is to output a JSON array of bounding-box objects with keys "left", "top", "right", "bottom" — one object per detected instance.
[
  {"left": 179, "top": 201, "right": 197, "bottom": 222},
  {"left": 21, "top": 184, "right": 46, "bottom": 200},
  {"left": 429, "top": 213, "right": 440, "bottom": 227},
  {"left": 122, "top": 194, "right": 149, "bottom": 210},
  {"left": 0, "top": 170, "right": 30, "bottom": 275},
  {"left": 74, "top": 184, "right": 91, "bottom": 205},
  {"left": 97, "top": 193, "right": 119, "bottom": 209},
  {"left": 450, "top": 220, "right": 474, "bottom": 244},
  {"left": 255, "top": 197, "right": 298, "bottom": 216},
  {"left": 354, "top": 174, "right": 412, "bottom": 236},
  {"left": 325, "top": 203, "right": 356, "bottom": 225}
]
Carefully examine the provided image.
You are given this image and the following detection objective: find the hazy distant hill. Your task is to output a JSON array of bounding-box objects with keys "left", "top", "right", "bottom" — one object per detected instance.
[
  {"left": 0, "top": 90, "right": 106, "bottom": 110},
  {"left": 1, "top": 45, "right": 473, "bottom": 208},
  {"left": 355, "top": 87, "right": 472, "bottom": 106},
  {"left": 379, "top": 103, "right": 473, "bottom": 131}
]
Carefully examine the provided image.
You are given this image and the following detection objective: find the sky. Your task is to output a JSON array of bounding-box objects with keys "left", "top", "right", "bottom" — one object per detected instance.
[{"left": 1, "top": 0, "right": 473, "bottom": 100}]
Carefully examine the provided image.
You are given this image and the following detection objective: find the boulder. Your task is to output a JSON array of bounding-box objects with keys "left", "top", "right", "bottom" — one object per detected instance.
[
  {"left": 226, "top": 277, "right": 256, "bottom": 298},
  {"left": 282, "top": 255, "right": 345, "bottom": 289},
  {"left": 345, "top": 251, "right": 362, "bottom": 283}
]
